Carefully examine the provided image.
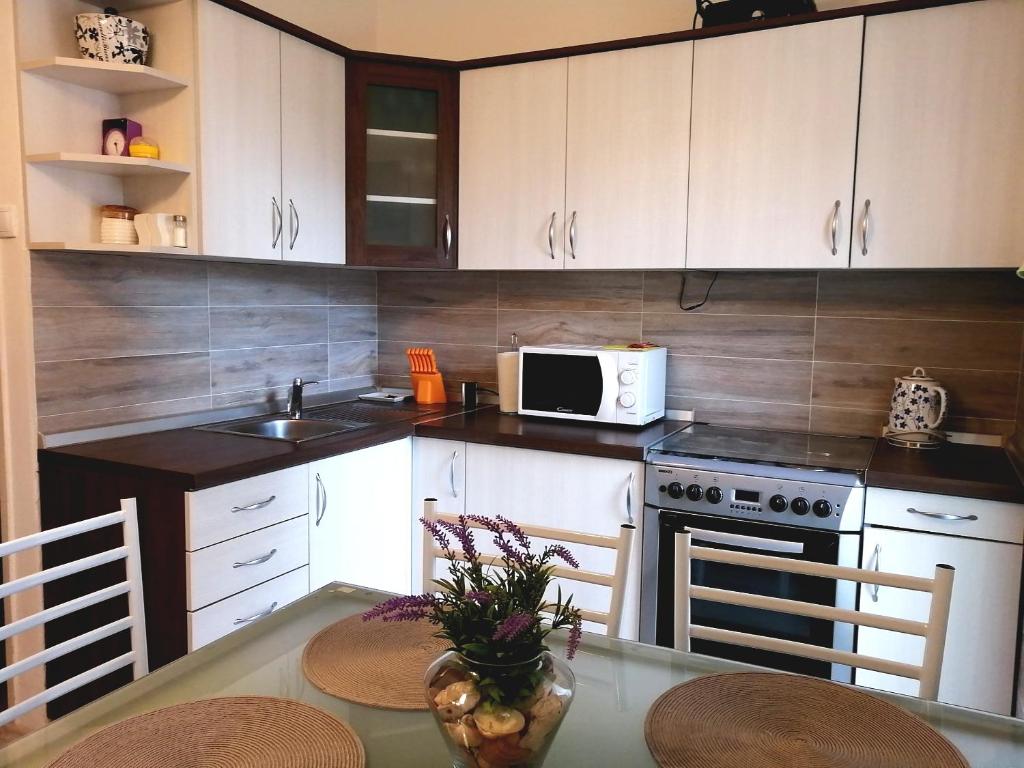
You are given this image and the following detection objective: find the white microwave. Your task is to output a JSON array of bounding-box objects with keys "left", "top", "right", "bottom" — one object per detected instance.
[{"left": 517, "top": 345, "right": 667, "bottom": 426}]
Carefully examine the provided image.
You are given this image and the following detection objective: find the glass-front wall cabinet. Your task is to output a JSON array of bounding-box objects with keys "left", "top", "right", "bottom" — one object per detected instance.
[{"left": 346, "top": 61, "right": 458, "bottom": 267}]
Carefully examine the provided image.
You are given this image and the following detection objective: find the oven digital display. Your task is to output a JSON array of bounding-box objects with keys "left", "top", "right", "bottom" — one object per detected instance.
[{"left": 734, "top": 489, "right": 760, "bottom": 504}]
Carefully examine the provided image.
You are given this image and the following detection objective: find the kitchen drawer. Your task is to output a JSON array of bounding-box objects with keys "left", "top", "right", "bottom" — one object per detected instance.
[
  {"left": 188, "top": 566, "right": 309, "bottom": 651},
  {"left": 186, "top": 465, "right": 308, "bottom": 551},
  {"left": 865, "top": 487, "right": 1024, "bottom": 544},
  {"left": 186, "top": 515, "right": 308, "bottom": 610}
]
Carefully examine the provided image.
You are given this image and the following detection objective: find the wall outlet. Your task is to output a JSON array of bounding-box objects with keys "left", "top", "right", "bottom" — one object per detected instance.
[{"left": 0, "top": 206, "right": 17, "bottom": 239}]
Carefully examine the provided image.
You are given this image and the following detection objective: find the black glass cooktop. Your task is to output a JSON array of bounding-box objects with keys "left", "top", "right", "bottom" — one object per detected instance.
[{"left": 649, "top": 423, "right": 876, "bottom": 474}]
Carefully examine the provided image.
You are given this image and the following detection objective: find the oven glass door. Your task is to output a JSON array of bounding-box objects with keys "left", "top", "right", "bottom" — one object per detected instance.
[{"left": 656, "top": 510, "right": 842, "bottom": 679}]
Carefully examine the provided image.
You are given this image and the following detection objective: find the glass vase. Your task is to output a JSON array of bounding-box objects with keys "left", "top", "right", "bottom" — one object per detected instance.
[{"left": 425, "top": 650, "right": 575, "bottom": 768}]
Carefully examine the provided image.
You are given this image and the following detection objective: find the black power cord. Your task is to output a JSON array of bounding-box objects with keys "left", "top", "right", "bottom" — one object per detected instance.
[{"left": 678, "top": 271, "right": 719, "bottom": 312}]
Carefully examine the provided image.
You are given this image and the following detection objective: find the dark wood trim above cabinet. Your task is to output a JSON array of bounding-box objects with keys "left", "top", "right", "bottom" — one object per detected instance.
[
  {"left": 211, "top": 0, "right": 978, "bottom": 71},
  {"left": 345, "top": 60, "right": 460, "bottom": 269}
]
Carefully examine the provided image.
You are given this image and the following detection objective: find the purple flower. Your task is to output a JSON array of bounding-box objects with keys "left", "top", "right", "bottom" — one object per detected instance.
[
  {"left": 362, "top": 593, "right": 437, "bottom": 622},
  {"left": 435, "top": 516, "right": 479, "bottom": 562},
  {"left": 465, "top": 590, "right": 492, "bottom": 605},
  {"left": 497, "top": 515, "right": 531, "bottom": 551},
  {"left": 566, "top": 616, "right": 583, "bottom": 660},
  {"left": 547, "top": 544, "right": 580, "bottom": 570},
  {"left": 420, "top": 517, "right": 451, "bottom": 552},
  {"left": 466, "top": 515, "right": 526, "bottom": 565},
  {"left": 492, "top": 612, "right": 535, "bottom": 642}
]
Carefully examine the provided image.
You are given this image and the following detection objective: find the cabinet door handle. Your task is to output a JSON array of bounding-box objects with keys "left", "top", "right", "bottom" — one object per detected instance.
[
  {"left": 443, "top": 214, "right": 452, "bottom": 260},
  {"left": 860, "top": 199, "right": 871, "bottom": 256},
  {"left": 449, "top": 451, "right": 459, "bottom": 499},
  {"left": 233, "top": 601, "right": 278, "bottom": 625},
  {"left": 231, "top": 495, "right": 276, "bottom": 513},
  {"left": 315, "top": 472, "right": 326, "bottom": 527},
  {"left": 829, "top": 200, "right": 840, "bottom": 256},
  {"left": 907, "top": 507, "right": 978, "bottom": 522},
  {"left": 548, "top": 212, "right": 556, "bottom": 259},
  {"left": 271, "top": 196, "right": 283, "bottom": 248},
  {"left": 625, "top": 471, "right": 634, "bottom": 525},
  {"left": 868, "top": 543, "right": 881, "bottom": 602},
  {"left": 569, "top": 210, "right": 578, "bottom": 260},
  {"left": 233, "top": 548, "right": 277, "bottom": 568},
  {"left": 288, "top": 198, "right": 300, "bottom": 250}
]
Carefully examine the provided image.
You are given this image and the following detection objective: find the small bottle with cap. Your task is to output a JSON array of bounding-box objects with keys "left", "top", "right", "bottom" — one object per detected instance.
[{"left": 172, "top": 215, "right": 187, "bottom": 248}]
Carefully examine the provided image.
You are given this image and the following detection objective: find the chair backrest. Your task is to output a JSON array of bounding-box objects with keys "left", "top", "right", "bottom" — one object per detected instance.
[
  {"left": 673, "top": 529, "right": 955, "bottom": 701},
  {"left": 0, "top": 498, "right": 148, "bottom": 727},
  {"left": 422, "top": 498, "right": 635, "bottom": 637}
]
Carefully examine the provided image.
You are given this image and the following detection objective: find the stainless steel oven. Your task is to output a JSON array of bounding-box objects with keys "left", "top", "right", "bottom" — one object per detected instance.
[{"left": 638, "top": 424, "right": 874, "bottom": 684}]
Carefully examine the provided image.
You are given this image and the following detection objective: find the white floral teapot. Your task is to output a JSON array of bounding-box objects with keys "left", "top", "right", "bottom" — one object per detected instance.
[{"left": 888, "top": 367, "right": 948, "bottom": 441}]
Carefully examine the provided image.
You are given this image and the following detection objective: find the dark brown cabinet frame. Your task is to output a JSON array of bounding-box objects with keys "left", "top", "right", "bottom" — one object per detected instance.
[{"left": 345, "top": 60, "right": 460, "bottom": 268}]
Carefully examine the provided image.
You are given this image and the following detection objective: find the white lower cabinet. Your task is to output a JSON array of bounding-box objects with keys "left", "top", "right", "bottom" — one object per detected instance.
[
  {"left": 461, "top": 444, "right": 644, "bottom": 640},
  {"left": 188, "top": 566, "right": 309, "bottom": 651},
  {"left": 309, "top": 438, "right": 413, "bottom": 594},
  {"left": 856, "top": 522, "right": 1022, "bottom": 715},
  {"left": 412, "top": 438, "right": 467, "bottom": 592}
]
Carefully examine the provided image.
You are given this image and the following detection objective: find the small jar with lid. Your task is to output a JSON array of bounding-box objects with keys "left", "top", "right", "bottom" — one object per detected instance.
[
  {"left": 172, "top": 215, "right": 188, "bottom": 248},
  {"left": 100, "top": 204, "right": 139, "bottom": 245}
]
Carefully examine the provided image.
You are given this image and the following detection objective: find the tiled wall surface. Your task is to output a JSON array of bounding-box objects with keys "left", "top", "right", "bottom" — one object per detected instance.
[
  {"left": 377, "top": 270, "right": 1024, "bottom": 438},
  {"left": 32, "top": 252, "right": 377, "bottom": 434}
]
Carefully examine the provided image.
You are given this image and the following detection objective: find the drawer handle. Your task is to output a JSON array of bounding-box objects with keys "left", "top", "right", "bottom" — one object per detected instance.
[
  {"left": 233, "top": 549, "right": 277, "bottom": 568},
  {"left": 231, "top": 495, "right": 276, "bottom": 513},
  {"left": 907, "top": 507, "right": 978, "bottom": 522},
  {"left": 234, "top": 601, "right": 278, "bottom": 625}
]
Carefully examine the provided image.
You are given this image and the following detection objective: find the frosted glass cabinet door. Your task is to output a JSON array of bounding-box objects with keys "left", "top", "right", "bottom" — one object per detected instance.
[
  {"left": 459, "top": 59, "right": 569, "bottom": 270},
  {"left": 565, "top": 43, "right": 692, "bottom": 270},
  {"left": 687, "top": 17, "right": 863, "bottom": 269},
  {"left": 281, "top": 34, "right": 345, "bottom": 265},
  {"left": 853, "top": 0, "right": 1024, "bottom": 268},
  {"left": 197, "top": 0, "right": 282, "bottom": 260}
]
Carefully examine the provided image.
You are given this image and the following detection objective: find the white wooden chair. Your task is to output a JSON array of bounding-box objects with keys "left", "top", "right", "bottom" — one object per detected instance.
[
  {"left": 0, "top": 499, "right": 148, "bottom": 726},
  {"left": 422, "top": 498, "right": 635, "bottom": 637},
  {"left": 673, "top": 529, "right": 955, "bottom": 701}
]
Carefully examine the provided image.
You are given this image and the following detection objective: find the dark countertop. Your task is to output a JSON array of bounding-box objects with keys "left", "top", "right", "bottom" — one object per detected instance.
[
  {"left": 38, "top": 402, "right": 476, "bottom": 491},
  {"left": 413, "top": 408, "right": 691, "bottom": 462},
  {"left": 867, "top": 439, "right": 1024, "bottom": 504},
  {"left": 39, "top": 404, "right": 689, "bottom": 490}
]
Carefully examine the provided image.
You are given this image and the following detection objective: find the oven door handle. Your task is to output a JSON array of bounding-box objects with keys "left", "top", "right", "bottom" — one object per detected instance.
[{"left": 686, "top": 527, "right": 805, "bottom": 555}]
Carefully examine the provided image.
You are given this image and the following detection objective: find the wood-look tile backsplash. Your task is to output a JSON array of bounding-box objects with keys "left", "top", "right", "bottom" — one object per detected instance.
[
  {"left": 31, "top": 252, "right": 377, "bottom": 434},
  {"left": 377, "top": 270, "right": 1024, "bottom": 439},
  {"left": 32, "top": 254, "right": 1024, "bottom": 441}
]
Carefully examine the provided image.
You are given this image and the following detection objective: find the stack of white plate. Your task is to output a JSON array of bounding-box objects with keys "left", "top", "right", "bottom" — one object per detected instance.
[{"left": 100, "top": 217, "right": 138, "bottom": 245}]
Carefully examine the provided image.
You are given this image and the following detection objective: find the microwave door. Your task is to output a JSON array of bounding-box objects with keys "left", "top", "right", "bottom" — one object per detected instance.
[{"left": 519, "top": 350, "right": 618, "bottom": 421}]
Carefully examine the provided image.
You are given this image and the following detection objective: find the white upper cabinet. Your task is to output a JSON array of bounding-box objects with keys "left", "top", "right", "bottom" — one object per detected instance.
[
  {"left": 565, "top": 44, "right": 692, "bottom": 270},
  {"left": 853, "top": 0, "right": 1024, "bottom": 268},
  {"left": 197, "top": 0, "right": 282, "bottom": 260},
  {"left": 687, "top": 18, "right": 863, "bottom": 269},
  {"left": 197, "top": 1, "right": 345, "bottom": 263},
  {"left": 459, "top": 59, "right": 569, "bottom": 270},
  {"left": 281, "top": 34, "right": 345, "bottom": 265}
]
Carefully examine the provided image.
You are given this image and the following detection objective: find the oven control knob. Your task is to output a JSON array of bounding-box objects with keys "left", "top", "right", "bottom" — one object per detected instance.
[
  {"left": 685, "top": 484, "right": 704, "bottom": 502},
  {"left": 667, "top": 482, "right": 684, "bottom": 499},
  {"left": 769, "top": 494, "right": 788, "bottom": 513},
  {"left": 791, "top": 497, "right": 810, "bottom": 516},
  {"left": 813, "top": 499, "right": 833, "bottom": 518},
  {"left": 618, "top": 392, "right": 637, "bottom": 408},
  {"left": 706, "top": 486, "right": 723, "bottom": 504},
  {"left": 619, "top": 370, "right": 637, "bottom": 385}
]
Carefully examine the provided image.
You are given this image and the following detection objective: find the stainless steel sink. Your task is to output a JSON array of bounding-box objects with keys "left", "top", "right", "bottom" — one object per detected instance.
[{"left": 199, "top": 417, "right": 371, "bottom": 443}]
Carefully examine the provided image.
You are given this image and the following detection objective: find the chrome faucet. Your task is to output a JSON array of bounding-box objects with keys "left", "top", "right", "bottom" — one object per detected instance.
[{"left": 287, "top": 377, "right": 318, "bottom": 419}]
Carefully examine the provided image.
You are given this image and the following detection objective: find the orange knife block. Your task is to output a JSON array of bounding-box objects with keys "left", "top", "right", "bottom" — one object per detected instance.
[{"left": 406, "top": 347, "right": 447, "bottom": 404}]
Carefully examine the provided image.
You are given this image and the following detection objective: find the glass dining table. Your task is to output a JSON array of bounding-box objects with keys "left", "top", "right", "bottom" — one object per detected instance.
[{"left": 3, "top": 584, "right": 1023, "bottom": 767}]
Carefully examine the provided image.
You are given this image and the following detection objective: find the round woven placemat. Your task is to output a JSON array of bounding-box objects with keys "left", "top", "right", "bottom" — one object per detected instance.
[
  {"left": 46, "top": 696, "right": 364, "bottom": 768},
  {"left": 645, "top": 672, "right": 969, "bottom": 768},
  {"left": 303, "top": 614, "right": 449, "bottom": 710}
]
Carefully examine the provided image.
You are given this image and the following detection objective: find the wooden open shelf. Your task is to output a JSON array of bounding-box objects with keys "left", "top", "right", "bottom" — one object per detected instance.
[
  {"left": 19, "top": 57, "right": 189, "bottom": 94},
  {"left": 26, "top": 153, "right": 191, "bottom": 177},
  {"left": 29, "top": 242, "right": 197, "bottom": 256}
]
